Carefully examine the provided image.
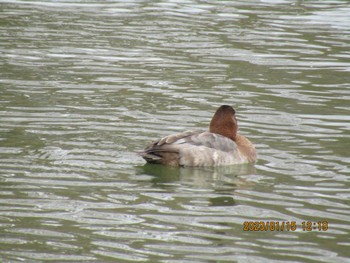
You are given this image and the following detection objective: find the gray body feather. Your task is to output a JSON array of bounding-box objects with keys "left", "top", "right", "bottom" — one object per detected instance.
[{"left": 140, "top": 130, "right": 248, "bottom": 166}]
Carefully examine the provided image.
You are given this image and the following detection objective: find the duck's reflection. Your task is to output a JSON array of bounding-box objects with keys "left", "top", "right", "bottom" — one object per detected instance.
[{"left": 136, "top": 163, "right": 256, "bottom": 202}]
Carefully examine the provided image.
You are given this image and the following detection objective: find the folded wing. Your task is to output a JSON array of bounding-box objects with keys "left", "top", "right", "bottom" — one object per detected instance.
[{"left": 140, "top": 130, "right": 245, "bottom": 166}]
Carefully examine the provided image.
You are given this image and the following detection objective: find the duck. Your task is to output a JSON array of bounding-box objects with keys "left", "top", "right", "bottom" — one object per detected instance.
[{"left": 140, "top": 105, "right": 256, "bottom": 166}]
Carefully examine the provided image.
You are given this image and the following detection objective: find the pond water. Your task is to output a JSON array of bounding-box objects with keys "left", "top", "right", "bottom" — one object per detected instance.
[{"left": 1, "top": 0, "right": 350, "bottom": 262}]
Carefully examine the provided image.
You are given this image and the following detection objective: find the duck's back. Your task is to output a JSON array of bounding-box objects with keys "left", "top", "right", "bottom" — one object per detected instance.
[{"left": 140, "top": 130, "right": 250, "bottom": 166}]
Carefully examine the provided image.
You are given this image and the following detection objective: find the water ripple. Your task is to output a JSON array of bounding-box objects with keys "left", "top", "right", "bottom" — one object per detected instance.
[{"left": 1, "top": 0, "right": 350, "bottom": 262}]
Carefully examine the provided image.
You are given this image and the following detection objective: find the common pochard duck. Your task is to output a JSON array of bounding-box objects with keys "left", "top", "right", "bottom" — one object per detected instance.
[{"left": 140, "top": 105, "right": 256, "bottom": 166}]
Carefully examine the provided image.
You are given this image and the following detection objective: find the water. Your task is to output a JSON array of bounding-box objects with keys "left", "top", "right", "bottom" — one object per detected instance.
[{"left": 1, "top": 0, "right": 350, "bottom": 262}]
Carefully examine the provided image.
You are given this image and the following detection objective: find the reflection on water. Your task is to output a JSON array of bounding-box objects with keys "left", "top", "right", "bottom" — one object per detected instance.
[
  {"left": 1, "top": 0, "right": 350, "bottom": 262},
  {"left": 138, "top": 163, "right": 256, "bottom": 194}
]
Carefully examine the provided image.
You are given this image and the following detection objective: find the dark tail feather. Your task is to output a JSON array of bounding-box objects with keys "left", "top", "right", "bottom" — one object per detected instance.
[
  {"left": 139, "top": 151, "right": 163, "bottom": 164},
  {"left": 138, "top": 148, "right": 180, "bottom": 166}
]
